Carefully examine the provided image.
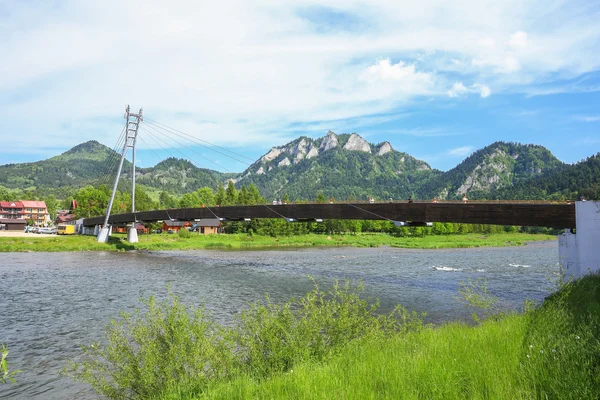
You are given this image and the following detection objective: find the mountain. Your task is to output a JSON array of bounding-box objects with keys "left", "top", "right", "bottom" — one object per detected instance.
[
  {"left": 234, "top": 131, "right": 436, "bottom": 200},
  {"left": 135, "top": 158, "right": 232, "bottom": 193},
  {"left": 0, "top": 140, "right": 229, "bottom": 196},
  {"left": 1, "top": 134, "right": 596, "bottom": 201},
  {"left": 490, "top": 153, "right": 600, "bottom": 200},
  {"left": 0, "top": 141, "right": 125, "bottom": 195},
  {"left": 416, "top": 142, "right": 567, "bottom": 200}
]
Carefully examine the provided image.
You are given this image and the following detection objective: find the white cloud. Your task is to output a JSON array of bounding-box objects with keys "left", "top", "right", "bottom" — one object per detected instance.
[
  {"left": 0, "top": 0, "right": 599, "bottom": 162},
  {"left": 448, "top": 82, "right": 491, "bottom": 98},
  {"left": 575, "top": 115, "right": 600, "bottom": 122},
  {"left": 508, "top": 31, "right": 528, "bottom": 48},
  {"left": 448, "top": 146, "right": 475, "bottom": 157},
  {"left": 473, "top": 84, "right": 492, "bottom": 98},
  {"left": 448, "top": 82, "right": 469, "bottom": 97}
]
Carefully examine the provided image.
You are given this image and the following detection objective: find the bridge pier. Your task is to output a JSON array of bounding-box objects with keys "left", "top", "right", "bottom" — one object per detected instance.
[
  {"left": 127, "top": 225, "right": 139, "bottom": 243},
  {"left": 559, "top": 201, "right": 600, "bottom": 280},
  {"left": 97, "top": 226, "right": 112, "bottom": 243}
]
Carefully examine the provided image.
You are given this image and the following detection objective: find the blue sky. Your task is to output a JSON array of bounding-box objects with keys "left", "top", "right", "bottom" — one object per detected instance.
[{"left": 1, "top": 0, "right": 599, "bottom": 172}]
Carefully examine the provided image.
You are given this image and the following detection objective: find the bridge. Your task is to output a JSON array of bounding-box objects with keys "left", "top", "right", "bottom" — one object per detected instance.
[
  {"left": 88, "top": 105, "right": 598, "bottom": 281},
  {"left": 83, "top": 201, "right": 576, "bottom": 229}
]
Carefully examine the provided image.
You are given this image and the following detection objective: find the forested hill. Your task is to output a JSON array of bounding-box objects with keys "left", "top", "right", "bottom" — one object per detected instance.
[
  {"left": 134, "top": 158, "right": 233, "bottom": 193},
  {"left": 416, "top": 142, "right": 566, "bottom": 200},
  {"left": 234, "top": 131, "right": 437, "bottom": 201},
  {"left": 0, "top": 135, "right": 597, "bottom": 201},
  {"left": 0, "top": 141, "right": 127, "bottom": 197},
  {"left": 489, "top": 153, "right": 600, "bottom": 201}
]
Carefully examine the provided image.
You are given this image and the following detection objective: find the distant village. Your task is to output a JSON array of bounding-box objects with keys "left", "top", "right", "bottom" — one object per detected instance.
[{"left": 0, "top": 199, "right": 222, "bottom": 235}]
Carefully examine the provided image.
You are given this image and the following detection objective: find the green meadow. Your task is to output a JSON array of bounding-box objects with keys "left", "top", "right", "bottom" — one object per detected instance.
[{"left": 0, "top": 232, "right": 555, "bottom": 252}]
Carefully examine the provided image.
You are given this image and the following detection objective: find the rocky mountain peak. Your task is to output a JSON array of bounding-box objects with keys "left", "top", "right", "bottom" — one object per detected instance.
[
  {"left": 319, "top": 131, "right": 339, "bottom": 151},
  {"left": 377, "top": 141, "right": 393, "bottom": 156},
  {"left": 261, "top": 147, "right": 284, "bottom": 162},
  {"left": 343, "top": 133, "right": 371, "bottom": 153}
]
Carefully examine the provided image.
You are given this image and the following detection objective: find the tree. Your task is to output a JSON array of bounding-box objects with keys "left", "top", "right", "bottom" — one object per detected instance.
[
  {"left": 196, "top": 187, "right": 215, "bottom": 206},
  {"left": 45, "top": 194, "right": 58, "bottom": 222},
  {"left": 316, "top": 192, "right": 327, "bottom": 203},
  {"left": 179, "top": 192, "right": 201, "bottom": 208},
  {"left": 0, "top": 186, "right": 9, "bottom": 201},
  {"left": 159, "top": 191, "right": 177, "bottom": 209},
  {"left": 247, "top": 184, "right": 264, "bottom": 205},
  {"left": 134, "top": 186, "right": 156, "bottom": 211},
  {"left": 74, "top": 186, "right": 110, "bottom": 218},
  {"left": 215, "top": 183, "right": 226, "bottom": 206},
  {"left": 225, "top": 181, "right": 238, "bottom": 206}
]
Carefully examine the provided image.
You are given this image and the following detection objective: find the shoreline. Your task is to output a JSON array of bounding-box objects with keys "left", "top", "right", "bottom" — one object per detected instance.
[{"left": 0, "top": 232, "right": 557, "bottom": 252}]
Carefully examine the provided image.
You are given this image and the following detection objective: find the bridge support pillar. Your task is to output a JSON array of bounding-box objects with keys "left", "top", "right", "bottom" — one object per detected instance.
[
  {"left": 127, "top": 225, "right": 139, "bottom": 243},
  {"left": 559, "top": 201, "right": 600, "bottom": 280},
  {"left": 97, "top": 226, "right": 111, "bottom": 243}
]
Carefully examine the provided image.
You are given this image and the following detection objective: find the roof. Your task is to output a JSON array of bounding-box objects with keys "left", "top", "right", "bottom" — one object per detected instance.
[
  {"left": 193, "top": 218, "right": 221, "bottom": 227},
  {"left": 0, "top": 218, "right": 27, "bottom": 224},
  {"left": 0, "top": 201, "right": 23, "bottom": 209},
  {"left": 21, "top": 200, "right": 47, "bottom": 208},
  {"left": 163, "top": 220, "right": 191, "bottom": 227},
  {"left": 56, "top": 214, "right": 77, "bottom": 224}
]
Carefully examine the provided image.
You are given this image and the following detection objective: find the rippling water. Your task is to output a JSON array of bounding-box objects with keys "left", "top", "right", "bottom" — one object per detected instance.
[{"left": 0, "top": 242, "right": 558, "bottom": 399}]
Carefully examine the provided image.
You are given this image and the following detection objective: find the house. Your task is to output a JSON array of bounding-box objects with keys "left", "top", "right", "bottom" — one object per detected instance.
[
  {"left": 112, "top": 223, "right": 147, "bottom": 234},
  {"left": 56, "top": 211, "right": 77, "bottom": 225},
  {"left": 20, "top": 200, "right": 49, "bottom": 225},
  {"left": 192, "top": 218, "right": 222, "bottom": 234},
  {"left": 0, "top": 201, "right": 24, "bottom": 220},
  {"left": 162, "top": 220, "right": 192, "bottom": 233},
  {"left": 0, "top": 218, "right": 27, "bottom": 231}
]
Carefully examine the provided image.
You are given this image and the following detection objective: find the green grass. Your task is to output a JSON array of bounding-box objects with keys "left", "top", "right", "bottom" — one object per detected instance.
[
  {"left": 0, "top": 232, "right": 555, "bottom": 252},
  {"left": 64, "top": 274, "right": 600, "bottom": 400},
  {"left": 168, "top": 275, "right": 600, "bottom": 400}
]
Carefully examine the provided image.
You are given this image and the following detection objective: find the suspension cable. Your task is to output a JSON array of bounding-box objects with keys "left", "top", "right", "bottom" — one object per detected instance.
[
  {"left": 144, "top": 117, "right": 255, "bottom": 163},
  {"left": 141, "top": 123, "right": 236, "bottom": 172}
]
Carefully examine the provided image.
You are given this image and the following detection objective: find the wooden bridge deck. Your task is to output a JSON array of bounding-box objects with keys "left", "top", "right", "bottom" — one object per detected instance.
[{"left": 83, "top": 202, "right": 576, "bottom": 229}]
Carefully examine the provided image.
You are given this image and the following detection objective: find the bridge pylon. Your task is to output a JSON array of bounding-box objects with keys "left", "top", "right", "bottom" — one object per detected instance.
[{"left": 97, "top": 105, "right": 143, "bottom": 243}]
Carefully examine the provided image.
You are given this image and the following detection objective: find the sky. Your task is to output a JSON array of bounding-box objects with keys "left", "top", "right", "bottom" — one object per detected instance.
[{"left": 1, "top": 0, "right": 600, "bottom": 172}]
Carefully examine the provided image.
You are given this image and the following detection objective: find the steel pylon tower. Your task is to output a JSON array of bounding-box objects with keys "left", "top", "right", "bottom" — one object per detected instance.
[{"left": 97, "top": 105, "right": 143, "bottom": 243}]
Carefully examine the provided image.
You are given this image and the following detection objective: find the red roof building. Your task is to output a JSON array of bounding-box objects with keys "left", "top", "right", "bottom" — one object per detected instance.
[
  {"left": 0, "top": 201, "right": 24, "bottom": 219},
  {"left": 20, "top": 200, "right": 49, "bottom": 225}
]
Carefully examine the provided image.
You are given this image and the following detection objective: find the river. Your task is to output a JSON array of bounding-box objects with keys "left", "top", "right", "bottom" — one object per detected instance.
[{"left": 0, "top": 242, "right": 558, "bottom": 399}]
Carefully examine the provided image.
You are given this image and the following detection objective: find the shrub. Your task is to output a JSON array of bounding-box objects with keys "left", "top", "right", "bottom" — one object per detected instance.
[
  {"left": 63, "top": 293, "right": 236, "bottom": 399},
  {"left": 1, "top": 344, "right": 20, "bottom": 384},
  {"left": 231, "top": 279, "right": 423, "bottom": 378},
  {"left": 178, "top": 228, "right": 192, "bottom": 239},
  {"left": 64, "top": 280, "right": 424, "bottom": 399}
]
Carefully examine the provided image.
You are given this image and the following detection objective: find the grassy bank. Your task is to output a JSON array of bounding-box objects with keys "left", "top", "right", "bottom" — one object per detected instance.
[
  {"left": 65, "top": 275, "right": 600, "bottom": 400},
  {"left": 0, "top": 232, "right": 555, "bottom": 252}
]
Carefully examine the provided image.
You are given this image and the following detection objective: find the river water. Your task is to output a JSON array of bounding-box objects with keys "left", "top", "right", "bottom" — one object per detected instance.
[{"left": 0, "top": 242, "right": 558, "bottom": 399}]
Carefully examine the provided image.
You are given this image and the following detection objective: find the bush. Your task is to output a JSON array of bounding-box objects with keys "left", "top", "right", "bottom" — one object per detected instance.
[
  {"left": 64, "top": 280, "right": 423, "bottom": 399},
  {"left": 1, "top": 344, "right": 20, "bottom": 384},
  {"left": 232, "top": 280, "right": 424, "bottom": 378},
  {"left": 64, "top": 294, "right": 236, "bottom": 399},
  {"left": 178, "top": 228, "right": 192, "bottom": 238}
]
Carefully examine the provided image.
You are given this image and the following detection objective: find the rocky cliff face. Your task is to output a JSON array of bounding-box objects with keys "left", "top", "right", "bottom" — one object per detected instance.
[
  {"left": 417, "top": 141, "right": 566, "bottom": 200},
  {"left": 231, "top": 130, "right": 436, "bottom": 200},
  {"left": 456, "top": 149, "right": 510, "bottom": 195},
  {"left": 343, "top": 133, "right": 371, "bottom": 153},
  {"left": 377, "top": 142, "right": 393, "bottom": 155},
  {"left": 319, "top": 131, "right": 339, "bottom": 151},
  {"left": 247, "top": 131, "right": 410, "bottom": 177}
]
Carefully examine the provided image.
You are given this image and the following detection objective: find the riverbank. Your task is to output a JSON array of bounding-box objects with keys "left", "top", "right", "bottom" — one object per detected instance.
[
  {"left": 0, "top": 232, "right": 556, "bottom": 252},
  {"left": 66, "top": 273, "right": 600, "bottom": 400}
]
